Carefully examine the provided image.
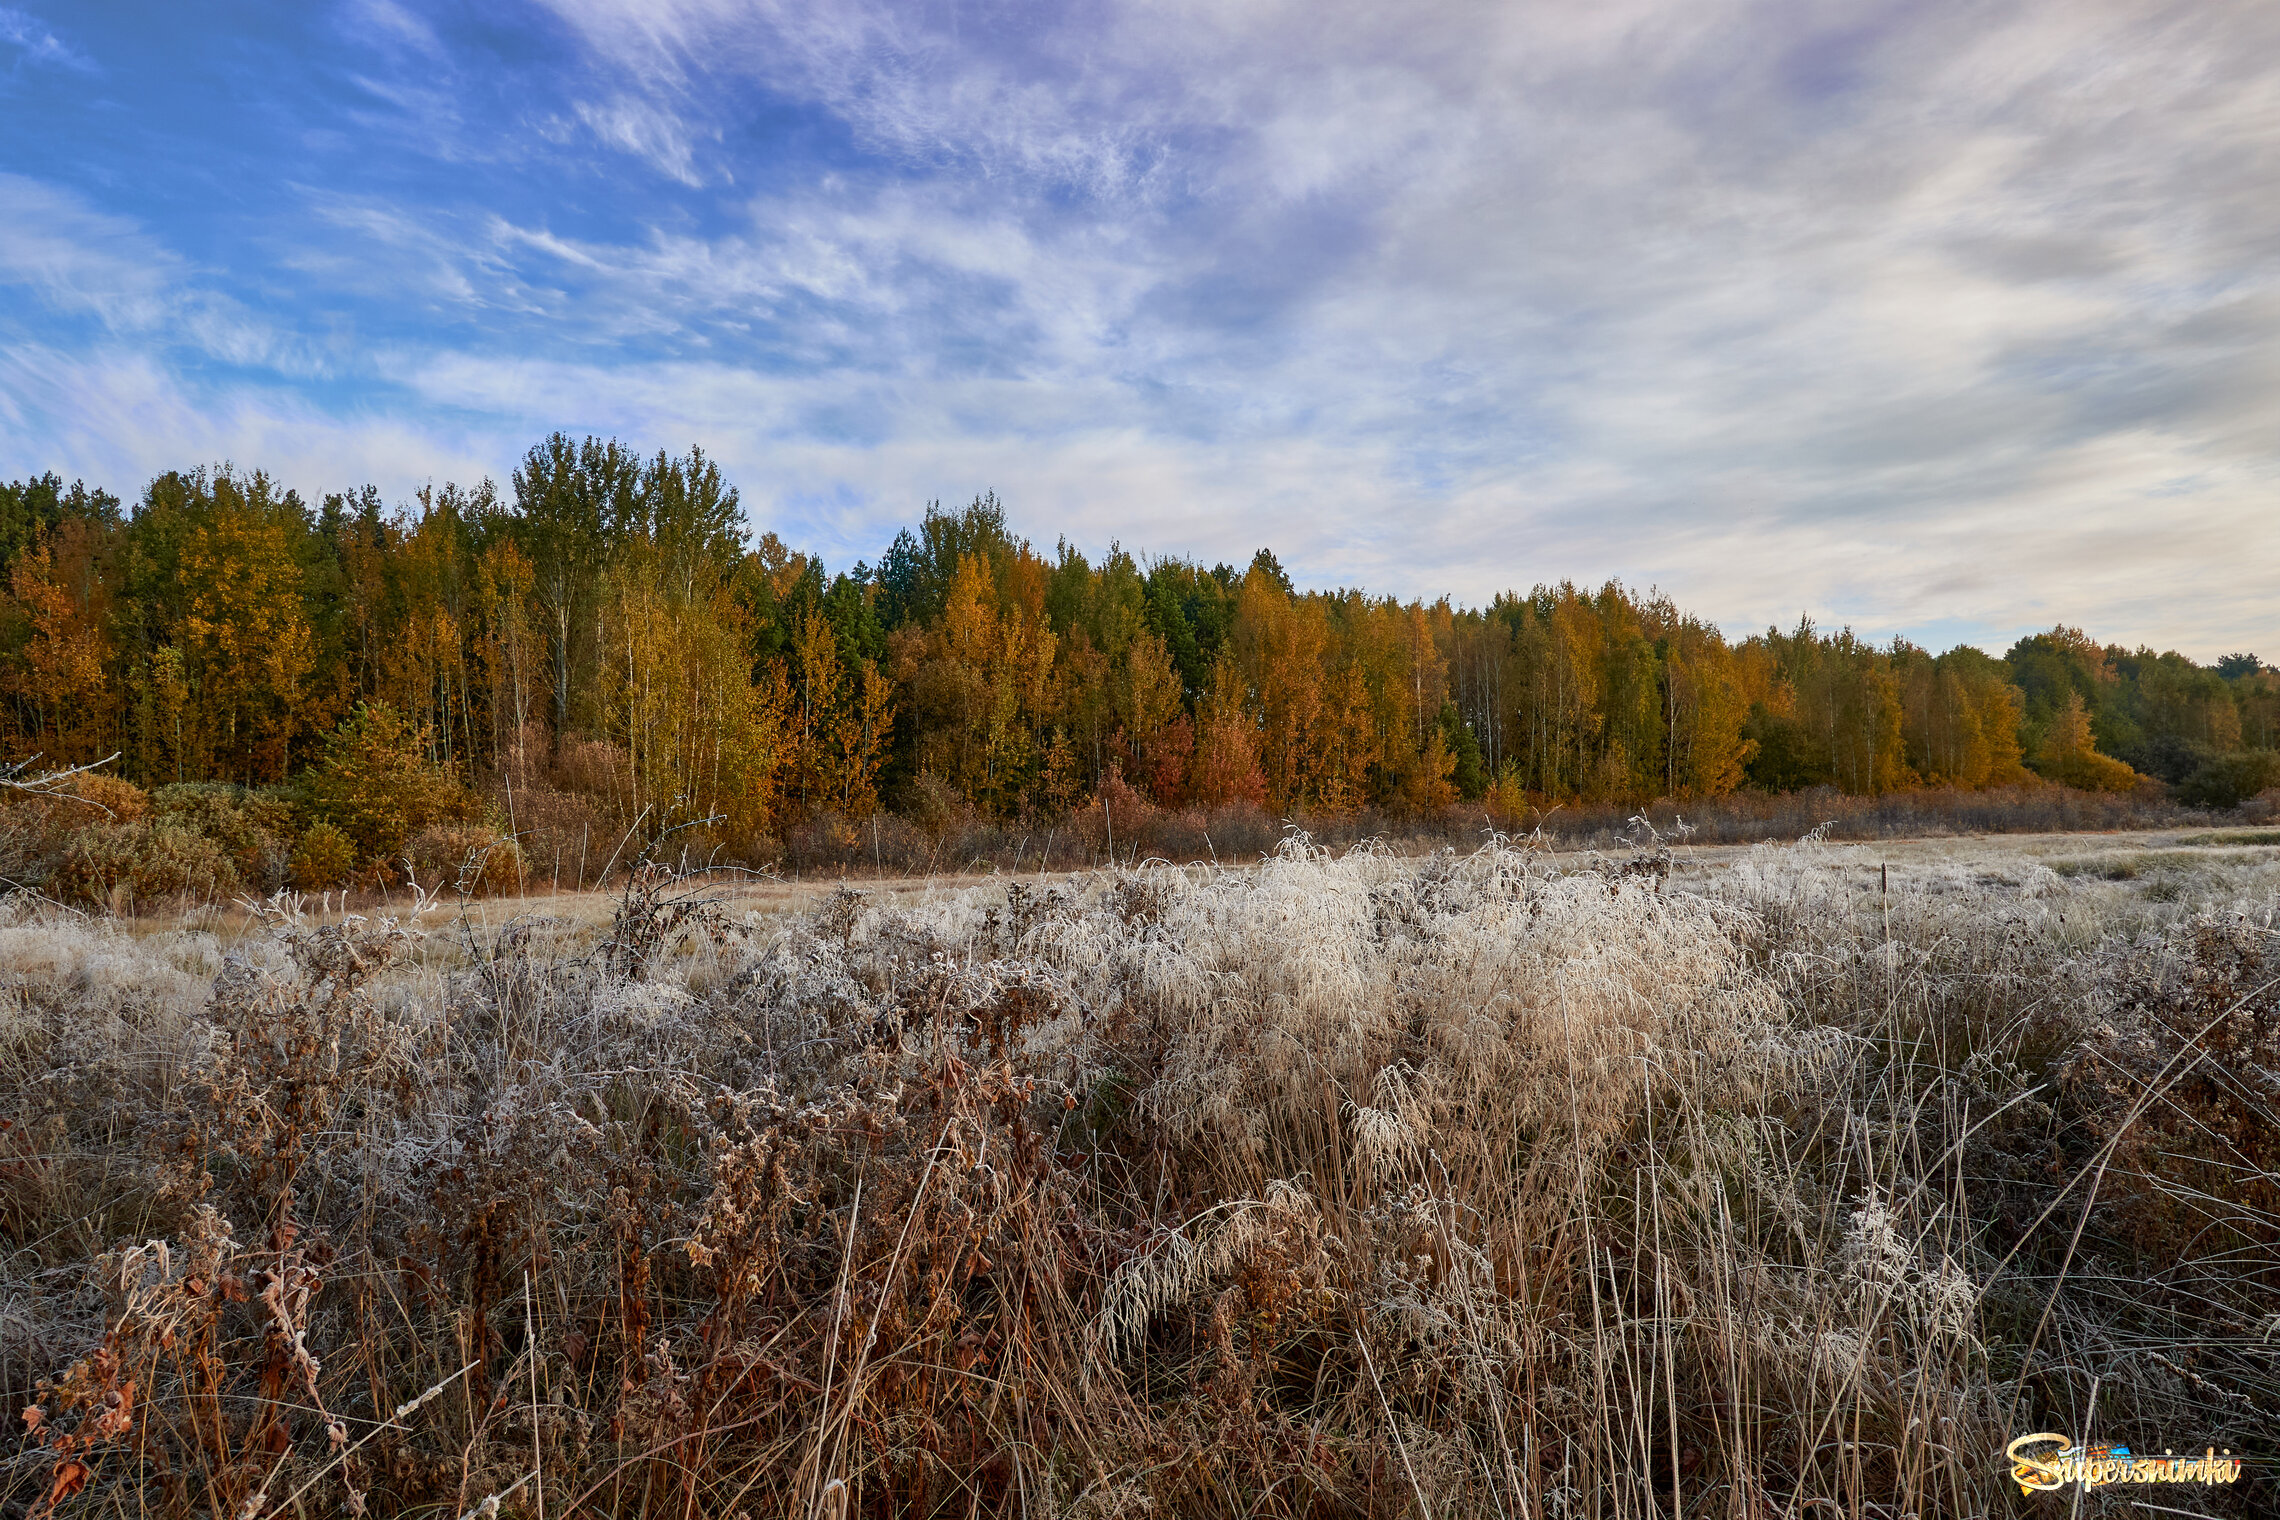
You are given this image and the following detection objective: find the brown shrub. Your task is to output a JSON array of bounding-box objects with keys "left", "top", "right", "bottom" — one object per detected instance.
[
  {"left": 1074, "top": 767, "right": 1155, "bottom": 861},
  {"left": 2059, "top": 915, "right": 2280, "bottom": 1281},
  {"left": 149, "top": 784, "right": 292, "bottom": 893},
  {"left": 402, "top": 822, "right": 523, "bottom": 896},
  {"left": 1533, "top": 781, "right": 2200, "bottom": 849},
  {"left": 49, "top": 774, "right": 150, "bottom": 824},
  {"left": 0, "top": 775, "right": 151, "bottom": 888},
  {"left": 553, "top": 736, "right": 631, "bottom": 805},
  {"left": 50, "top": 818, "right": 239, "bottom": 908},
  {"left": 493, "top": 782, "right": 607, "bottom": 890},
  {"left": 901, "top": 769, "right": 972, "bottom": 844}
]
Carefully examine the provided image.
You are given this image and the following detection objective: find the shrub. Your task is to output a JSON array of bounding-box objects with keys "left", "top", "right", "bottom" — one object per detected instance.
[
  {"left": 2060, "top": 915, "right": 2280, "bottom": 1269},
  {"left": 1483, "top": 762, "right": 1531, "bottom": 828},
  {"left": 149, "top": 782, "right": 293, "bottom": 892},
  {"left": 1535, "top": 782, "right": 2195, "bottom": 849},
  {"left": 2122, "top": 733, "right": 2218, "bottom": 785},
  {"left": 289, "top": 820, "right": 356, "bottom": 889},
  {"left": 1124, "top": 799, "right": 1278, "bottom": 863},
  {"left": 2037, "top": 742, "right": 2139, "bottom": 792},
  {"left": 51, "top": 817, "right": 238, "bottom": 908},
  {"left": 901, "top": 769, "right": 972, "bottom": 844},
  {"left": 490, "top": 781, "right": 606, "bottom": 890},
  {"left": 0, "top": 773, "right": 150, "bottom": 876},
  {"left": 301, "top": 702, "right": 474, "bottom": 865},
  {"left": 1079, "top": 766, "right": 1156, "bottom": 859},
  {"left": 402, "top": 822, "right": 523, "bottom": 896},
  {"left": 2178, "top": 749, "right": 2280, "bottom": 809},
  {"left": 49, "top": 773, "right": 150, "bottom": 824},
  {"left": 552, "top": 735, "right": 630, "bottom": 802},
  {"left": 1, "top": 777, "right": 150, "bottom": 891}
]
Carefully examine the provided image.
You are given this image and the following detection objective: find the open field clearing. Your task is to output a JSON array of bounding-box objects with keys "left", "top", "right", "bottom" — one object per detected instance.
[
  {"left": 3, "top": 830, "right": 2276, "bottom": 1517},
  {"left": 73, "top": 821, "right": 2280, "bottom": 943}
]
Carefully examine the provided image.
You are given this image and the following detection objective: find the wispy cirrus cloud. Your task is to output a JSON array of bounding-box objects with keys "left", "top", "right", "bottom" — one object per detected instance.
[
  {"left": 0, "top": 342, "right": 495, "bottom": 502},
  {"left": 0, "top": 174, "right": 177, "bottom": 330},
  {"left": 0, "top": 4, "right": 91, "bottom": 73},
  {"left": 0, "top": 175, "right": 333, "bottom": 378}
]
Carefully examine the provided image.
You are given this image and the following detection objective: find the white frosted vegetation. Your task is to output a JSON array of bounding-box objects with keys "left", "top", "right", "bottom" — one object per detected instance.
[{"left": 1, "top": 836, "right": 2274, "bottom": 1515}]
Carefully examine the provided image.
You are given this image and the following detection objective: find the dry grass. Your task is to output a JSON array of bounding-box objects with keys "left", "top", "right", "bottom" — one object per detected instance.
[{"left": 1, "top": 831, "right": 2275, "bottom": 1517}]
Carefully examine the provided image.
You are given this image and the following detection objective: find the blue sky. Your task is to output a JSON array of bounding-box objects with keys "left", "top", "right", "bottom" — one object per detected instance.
[{"left": 2, "top": 0, "right": 2275, "bottom": 658}]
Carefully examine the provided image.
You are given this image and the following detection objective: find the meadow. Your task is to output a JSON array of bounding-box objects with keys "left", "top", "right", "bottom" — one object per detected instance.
[{"left": 2, "top": 825, "right": 2276, "bottom": 1517}]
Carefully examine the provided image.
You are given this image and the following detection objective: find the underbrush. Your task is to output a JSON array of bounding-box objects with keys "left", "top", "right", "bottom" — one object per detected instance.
[
  {"left": 0, "top": 837, "right": 2274, "bottom": 1515},
  {"left": 6, "top": 767, "right": 2260, "bottom": 919},
  {"left": 1540, "top": 782, "right": 2223, "bottom": 849},
  {"left": 0, "top": 779, "right": 519, "bottom": 913},
  {"left": 779, "top": 780, "right": 2242, "bottom": 883}
]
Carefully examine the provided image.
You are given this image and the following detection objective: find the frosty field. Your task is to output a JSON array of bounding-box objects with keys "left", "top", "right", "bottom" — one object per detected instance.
[{"left": 2, "top": 827, "right": 2275, "bottom": 1517}]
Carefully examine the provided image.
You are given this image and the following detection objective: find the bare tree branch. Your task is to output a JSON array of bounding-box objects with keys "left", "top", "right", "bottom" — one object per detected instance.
[{"left": 1, "top": 752, "right": 124, "bottom": 814}]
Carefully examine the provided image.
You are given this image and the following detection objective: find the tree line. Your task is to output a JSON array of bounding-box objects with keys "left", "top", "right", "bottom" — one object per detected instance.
[{"left": 3, "top": 440, "right": 2276, "bottom": 872}]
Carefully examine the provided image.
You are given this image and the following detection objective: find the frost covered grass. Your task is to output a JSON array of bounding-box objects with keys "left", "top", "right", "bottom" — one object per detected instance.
[{"left": 0, "top": 834, "right": 2275, "bottom": 1516}]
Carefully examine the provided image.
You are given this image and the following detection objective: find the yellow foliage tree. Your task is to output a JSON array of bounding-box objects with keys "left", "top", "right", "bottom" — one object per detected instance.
[
  {"left": 2033, "top": 690, "right": 2138, "bottom": 791},
  {"left": 178, "top": 504, "right": 313, "bottom": 782},
  {"left": 2, "top": 544, "right": 111, "bottom": 766},
  {"left": 1231, "top": 569, "right": 1328, "bottom": 811},
  {"left": 1188, "top": 654, "right": 1267, "bottom": 809},
  {"left": 1114, "top": 630, "right": 1189, "bottom": 802},
  {"left": 904, "top": 553, "right": 1056, "bottom": 814},
  {"left": 787, "top": 607, "right": 896, "bottom": 819},
  {"left": 479, "top": 539, "right": 542, "bottom": 781},
  {"left": 601, "top": 573, "right": 788, "bottom": 852}
]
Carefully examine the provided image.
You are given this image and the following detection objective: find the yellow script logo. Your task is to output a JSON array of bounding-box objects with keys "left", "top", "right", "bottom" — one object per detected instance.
[{"left": 2007, "top": 1433, "right": 2242, "bottom": 1494}]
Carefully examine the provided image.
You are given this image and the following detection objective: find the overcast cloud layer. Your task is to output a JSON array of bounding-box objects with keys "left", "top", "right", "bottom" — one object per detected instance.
[{"left": 2, "top": 0, "right": 2274, "bottom": 657}]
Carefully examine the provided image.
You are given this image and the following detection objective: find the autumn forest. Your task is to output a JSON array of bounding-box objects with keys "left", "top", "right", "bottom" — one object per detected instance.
[{"left": 3, "top": 438, "right": 2276, "bottom": 896}]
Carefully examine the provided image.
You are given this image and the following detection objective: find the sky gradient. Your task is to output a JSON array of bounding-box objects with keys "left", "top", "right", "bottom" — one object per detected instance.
[{"left": 1, "top": 0, "right": 2274, "bottom": 658}]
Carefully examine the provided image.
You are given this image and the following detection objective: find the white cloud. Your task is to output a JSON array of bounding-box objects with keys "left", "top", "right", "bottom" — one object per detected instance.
[
  {"left": 0, "top": 5, "right": 92, "bottom": 72},
  {"left": 0, "top": 174, "right": 177, "bottom": 330},
  {"left": 6, "top": 0, "right": 2280, "bottom": 659},
  {"left": 0, "top": 175, "right": 335, "bottom": 378},
  {"left": 571, "top": 96, "right": 712, "bottom": 187},
  {"left": 0, "top": 344, "right": 496, "bottom": 501},
  {"left": 344, "top": 0, "right": 446, "bottom": 59}
]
